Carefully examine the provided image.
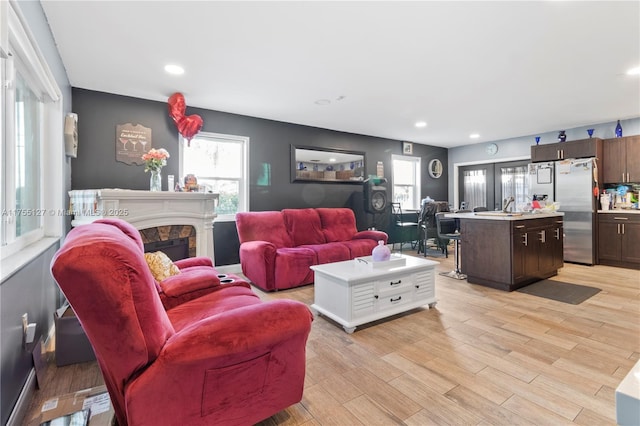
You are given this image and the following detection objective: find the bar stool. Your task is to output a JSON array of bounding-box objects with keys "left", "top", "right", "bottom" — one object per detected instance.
[{"left": 435, "top": 212, "right": 467, "bottom": 280}]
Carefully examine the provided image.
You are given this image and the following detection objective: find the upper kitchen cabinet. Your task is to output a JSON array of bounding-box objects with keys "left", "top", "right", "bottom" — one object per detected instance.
[
  {"left": 531, "top": 138, "right": 602, "bottom": 162},
  {"left": 602, "top": 135, "right": 640, "bottom": 184}
]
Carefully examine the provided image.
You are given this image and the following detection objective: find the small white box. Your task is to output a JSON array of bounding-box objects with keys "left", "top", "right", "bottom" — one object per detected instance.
[{"left": 355, "top": 254, "right": 406, "bottom": 268}]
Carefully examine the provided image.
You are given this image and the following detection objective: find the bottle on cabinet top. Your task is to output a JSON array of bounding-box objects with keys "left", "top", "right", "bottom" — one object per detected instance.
[{"left": 615, "top": 120, "right": 623, "bottom": 138}]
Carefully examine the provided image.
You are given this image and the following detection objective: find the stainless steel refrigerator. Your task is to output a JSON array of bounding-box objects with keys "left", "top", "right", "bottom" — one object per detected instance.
[{"left": 528, "top": 158, "right": 597, "bottom": 265}]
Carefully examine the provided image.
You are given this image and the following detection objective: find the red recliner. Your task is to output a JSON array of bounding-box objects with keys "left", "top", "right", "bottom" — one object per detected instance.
[
  {"left": 51, "top": 219, "right": 313, "bottom": 426},
  {"left": 94, "top": 218, "right": 245, "bottom": 309}
]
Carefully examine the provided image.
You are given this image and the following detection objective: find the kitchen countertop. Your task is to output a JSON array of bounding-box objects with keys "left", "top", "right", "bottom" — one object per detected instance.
[
  {"left": 446, "top": 211, "right": 564, "bottom": 221},
  {"left": 599, "top": 209, "right": 640, "bottom": 214}
]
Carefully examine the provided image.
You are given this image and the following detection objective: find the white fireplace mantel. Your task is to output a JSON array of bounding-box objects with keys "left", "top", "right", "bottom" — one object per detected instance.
[{"left": 69, "top": 189, "right": 218, "bottom": 262}]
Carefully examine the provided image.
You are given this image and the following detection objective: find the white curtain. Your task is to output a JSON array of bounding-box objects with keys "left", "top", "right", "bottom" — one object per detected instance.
[
  {"left": 501, "top": 166, "right": 529, "bottom": 209},
  {"left": 463, "top": 170, "right": 486, "bottom": 210}
]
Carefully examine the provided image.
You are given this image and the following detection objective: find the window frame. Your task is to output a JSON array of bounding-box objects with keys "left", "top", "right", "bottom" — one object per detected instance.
[
  {"left": 178, "top": 131, "right": 250, "bottom": 222},
  {"left": 391, "top": 154, "right": 421, "bottom": 211},
  {"left": 1, "top": 2, "right": 64, "bottom": 275}
]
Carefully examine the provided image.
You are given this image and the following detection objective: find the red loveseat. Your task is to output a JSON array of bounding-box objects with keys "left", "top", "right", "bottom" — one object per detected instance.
[
  {"left": 51, "top": 219, "right": 313, "bottom": 426},
  {"left": 236, "top": 208, "right": 388, "bottom": 291}
]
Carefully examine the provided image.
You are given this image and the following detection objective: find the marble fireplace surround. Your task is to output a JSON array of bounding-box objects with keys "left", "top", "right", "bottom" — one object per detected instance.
[{"left": 70, "top": 189, "right": 218, "bottom": 262}]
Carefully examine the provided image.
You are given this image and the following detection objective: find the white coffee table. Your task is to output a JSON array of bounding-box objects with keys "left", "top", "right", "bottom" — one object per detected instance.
[{"left": 310, "top": 254, "right": 439, "bottom": 333}]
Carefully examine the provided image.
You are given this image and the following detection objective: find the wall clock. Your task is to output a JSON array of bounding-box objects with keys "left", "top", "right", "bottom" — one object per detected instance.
[{"left": 486, "top": 143, "right": 498, "bottom": 156}]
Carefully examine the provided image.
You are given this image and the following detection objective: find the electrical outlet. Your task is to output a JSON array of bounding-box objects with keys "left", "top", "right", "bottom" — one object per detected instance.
[{"left": 25, "top": 323, "right": 36, "bottom": 343}]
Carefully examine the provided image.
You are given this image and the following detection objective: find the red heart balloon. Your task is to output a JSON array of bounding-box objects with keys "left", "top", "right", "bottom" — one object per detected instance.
[
  {"left": 177, "top": 114, "right": 203, "bottom": 142},
  {"left": 167, "top": 92, "right": 186, "bottom": 123}
]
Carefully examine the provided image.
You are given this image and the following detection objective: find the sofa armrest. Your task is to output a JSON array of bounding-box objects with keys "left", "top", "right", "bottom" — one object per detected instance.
[
  {"left": 353, "top": 230, "right": 388, "bottom": 244},
  {"left": 174, "top": 256, "right": 213, "bottom": 269},
  {"left": 164, "top": 299, "right": 313, "bottom": 357},
  {"left": 160, "top": 269, "right": 220, "bottom": 297},
  {"left": 239, "top": 241, "right": 277, "bottom": 290},
  {"left": 125, "top": 300, "right": 313, "bottom": 425}
]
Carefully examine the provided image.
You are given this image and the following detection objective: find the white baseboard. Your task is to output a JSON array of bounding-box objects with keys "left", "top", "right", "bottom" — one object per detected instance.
[
  {"left": 215, "top": 263, "right": 242, "bottom": 274},
  {"left": 7, "top": 322, "right": 55, "bottom": 426},
  {"left": 6, "top": 369, "right": 36, "bottom": 426}
]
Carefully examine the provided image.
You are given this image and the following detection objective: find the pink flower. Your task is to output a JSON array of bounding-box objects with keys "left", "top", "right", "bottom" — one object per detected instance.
[{"left": 142, "top": 148, "right": 170, "bottom": 172}]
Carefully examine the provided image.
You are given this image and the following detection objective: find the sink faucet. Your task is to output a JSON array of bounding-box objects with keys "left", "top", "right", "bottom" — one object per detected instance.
[{"left": 503, "top": 196, "right": 515, "bottom": 213}]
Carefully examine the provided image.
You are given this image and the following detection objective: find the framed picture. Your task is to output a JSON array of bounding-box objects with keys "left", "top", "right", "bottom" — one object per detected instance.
[{"left": 402, "top": 142, "right": 413, "bottom": 155}]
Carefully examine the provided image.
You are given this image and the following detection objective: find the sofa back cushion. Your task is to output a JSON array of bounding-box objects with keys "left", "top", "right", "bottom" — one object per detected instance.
[
  {"left": 283, "top": 208, "right": 326, "bottom": 246},
  {"left": 317, "top": 208, "right": 358, "bottom": 242},
  {"left": 236, "top": 211, "right": 292, "bottom": 248}
]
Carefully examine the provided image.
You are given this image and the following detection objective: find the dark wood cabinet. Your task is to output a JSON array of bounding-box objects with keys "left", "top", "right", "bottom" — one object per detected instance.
[
  {"left": 460, "top": 215, "right": 564, "bottom": 291},
  {"left": 598, "top": 213, "right": 640, "bottom": 269},
  {"left": 550, "top": 219, "right": 564, "bottom": 271},
  {"left": 602, "top": 135, "right": 640, "bottom": 183},
  {"left": 516, "top": 218, "right": 563, "bottom": 281},
  {"left": 531, "top": 138, "right": 602, "bottom": 162}
]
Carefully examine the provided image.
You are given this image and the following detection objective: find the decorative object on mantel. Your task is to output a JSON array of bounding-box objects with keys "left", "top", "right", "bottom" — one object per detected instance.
[
  {"left": 557, "top": 130, "right": 567, "bottom": 142},
  {"left": 535, "top": 136, "right": 540, "bottom": 145},
  {"left": 116, "top": 123, "right": 152, "bottom": 165},
  {"left": 142, "top": 148, "right": 170, "bottom": 191},
  {"left": 587, "top": 129, "right": 594, "bottom": 138},
  {"left": 184, "top": 174, "right": 198, "bottom": 192},
  {"left": 615, "top": 120, "right": 623, "bottom": 138},
  {"left": 167, "top": 92, "right": 203, "bottom": 146}
]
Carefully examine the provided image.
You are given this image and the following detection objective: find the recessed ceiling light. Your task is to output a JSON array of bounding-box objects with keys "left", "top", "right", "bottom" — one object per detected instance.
[
  {"left": 627, "top": 66, "right": 640, "bottom": 76},
  {"left": 470, "top": 133, "right": 480, "bottom": 139},
  {"left": 315, "top": 99, "right": 331, "bottom": 106},
  {"left": 164, "top": 64, "right": 184, "bottom": 75},
  {"left": 329, "top": 158, "right": 336, "bottom": 162},
  {"left": 415, "top": 121, "right": 427, "bottom": 128}
]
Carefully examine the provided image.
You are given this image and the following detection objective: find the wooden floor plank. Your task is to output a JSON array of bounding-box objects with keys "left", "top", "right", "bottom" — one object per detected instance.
[{"left": 23, "top": 252, "right": 640, "bottom": 425}]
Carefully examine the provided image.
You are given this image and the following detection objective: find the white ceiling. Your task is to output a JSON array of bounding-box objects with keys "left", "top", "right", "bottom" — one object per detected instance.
[{"left": 40, "top": 1, "right": 640, "bottom": 149}]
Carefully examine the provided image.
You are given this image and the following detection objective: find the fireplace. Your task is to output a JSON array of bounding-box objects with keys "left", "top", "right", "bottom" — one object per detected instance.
[
  {"left": 69, "top": 189, "right": 218, "bottom": 262},
  {"left": 141, "top": 225, "right": 195, "bottom": 261}
]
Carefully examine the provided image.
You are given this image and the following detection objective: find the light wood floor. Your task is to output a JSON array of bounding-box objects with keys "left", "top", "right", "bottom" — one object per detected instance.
[{"left": 24, "top": 249, "right": 640, "bottom": 426}]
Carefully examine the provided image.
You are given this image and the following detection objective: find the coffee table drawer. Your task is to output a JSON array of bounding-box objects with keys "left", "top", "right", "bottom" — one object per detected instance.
[
  {"left": 376, "top": 273, "right": 413, "bottom": 296},
  {"left": 376, "top": 288, "right": 413, "bottom": 311}
]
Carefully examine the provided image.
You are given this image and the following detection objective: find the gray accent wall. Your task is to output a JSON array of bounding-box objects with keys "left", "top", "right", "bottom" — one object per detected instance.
[
  {"left": 1, "top": 2, "right": 72, "bottom": 424},
  {"left": 71, "top": 88, "right": 449, "bottom": 265}
]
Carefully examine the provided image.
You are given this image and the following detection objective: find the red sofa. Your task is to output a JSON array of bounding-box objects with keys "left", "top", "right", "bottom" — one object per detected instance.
[
  {"left": 51, "top": 219, "right": 313, "bottom": 426},
  {"left": 236, "top": 208, "right": 388, "bottom": 291}
]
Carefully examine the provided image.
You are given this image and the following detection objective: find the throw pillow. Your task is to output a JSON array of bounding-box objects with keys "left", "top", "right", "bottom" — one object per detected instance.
[{"left": 144, "top": 251, "right": 181, "bottom": 281}]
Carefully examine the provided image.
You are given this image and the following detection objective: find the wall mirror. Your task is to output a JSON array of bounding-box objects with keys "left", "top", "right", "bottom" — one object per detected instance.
[
  {"left": 428, "top": 159, "right": 443, "bottom": 178},
  {"left": 291, "top": 145, "right": 366, "bottom": 184}
]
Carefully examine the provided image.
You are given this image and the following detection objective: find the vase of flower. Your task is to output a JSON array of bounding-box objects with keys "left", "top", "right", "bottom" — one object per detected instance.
[
  {"left": 149, "top": 170, "right": 162, "bottom": 191},
  {"left": 142, "top": 148, "right": 170, "bottom": 192}
]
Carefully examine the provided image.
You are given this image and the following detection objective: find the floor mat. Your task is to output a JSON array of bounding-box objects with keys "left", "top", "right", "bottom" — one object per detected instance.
[{"left": 516, "top": 280, "right": 601, "bottom": 305}]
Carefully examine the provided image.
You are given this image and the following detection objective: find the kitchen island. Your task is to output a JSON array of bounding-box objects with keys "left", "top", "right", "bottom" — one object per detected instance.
[{"left": 446, "top": 211, "right": 564, "bottom": 291}]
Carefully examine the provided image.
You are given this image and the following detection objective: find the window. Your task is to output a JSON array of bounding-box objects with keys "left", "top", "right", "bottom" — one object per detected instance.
[
  {"left": 501, "top": 165, "right": 529, "bottom": 209},
  {"left": 1, "top": 3, "right": 64, "bottom": 265},
  {"left": 179, "top": 132, "right": 249, "bottom": 221},
  {"left": 392, "top": 154, "right": 421, "bottom": 210}
]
